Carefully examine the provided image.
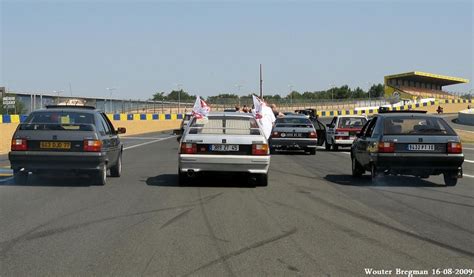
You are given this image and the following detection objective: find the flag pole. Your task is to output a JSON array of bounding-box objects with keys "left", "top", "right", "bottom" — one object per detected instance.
[{"left": 259, "top": 64, "right": 263, "bottom": 100}]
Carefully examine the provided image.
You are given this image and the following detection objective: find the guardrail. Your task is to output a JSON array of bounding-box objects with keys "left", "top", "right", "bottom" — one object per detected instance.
[
  {"left": 314, "top": 99, "right": 473, "bottom": 117},
  {"left": 1, "top": 98, "right": 472, "bottom": 123},
  {"left": 458, "top": 109, "right": 474, "bottom": 125},
  {"left": 0, "top": 113, "right": 184, "bottom": 124}
]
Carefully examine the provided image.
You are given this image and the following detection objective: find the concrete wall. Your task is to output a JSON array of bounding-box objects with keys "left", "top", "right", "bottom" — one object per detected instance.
[{"left": 458, "top": 109, "right": 474, "bottom": 126}]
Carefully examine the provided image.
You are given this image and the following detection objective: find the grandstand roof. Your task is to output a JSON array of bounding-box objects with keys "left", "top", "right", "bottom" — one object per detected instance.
[{"left": 384, "top": 71, "right": 469, "bottom": 86}]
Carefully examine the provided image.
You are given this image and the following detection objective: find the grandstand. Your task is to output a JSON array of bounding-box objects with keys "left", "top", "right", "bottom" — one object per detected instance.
[{"left": 384, "top": 71, "right": 469, "bottom": 101}]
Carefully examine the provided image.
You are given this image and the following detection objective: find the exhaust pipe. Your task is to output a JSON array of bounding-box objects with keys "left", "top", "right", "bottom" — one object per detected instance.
[{"left": 187, "top": 170, "right": 195, "bottom": 177}]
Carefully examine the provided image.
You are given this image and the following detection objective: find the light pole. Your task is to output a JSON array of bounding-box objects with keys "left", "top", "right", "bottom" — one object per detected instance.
[
  {"left": 106, "top": 87, "right": 117, "bottom": 113},
  {"left": 53, "top": 90, "right": 64, "bottom": 104},
  {"left": 235, "top": 84, "right": 243, "bottom": 107},
  {"left": 366, "top": 82, "right": 373, "bottom": 101},
  {"left": 288, "top": 85, "right": 293, "bottom": 106},
  {"left": 176, "top": 84, "right": 182, "bottom": 114},
  {"left": 329, "top": 84, "right": 335, "bottom": 101}
]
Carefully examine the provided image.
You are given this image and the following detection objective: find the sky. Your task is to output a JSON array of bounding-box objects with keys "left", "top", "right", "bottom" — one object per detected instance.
[{"left": 1, "top": 0, "right": 473, "bottom": 100}]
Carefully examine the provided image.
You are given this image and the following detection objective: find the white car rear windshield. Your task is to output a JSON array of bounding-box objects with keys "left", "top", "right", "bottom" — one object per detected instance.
[
  {"left": 188, "top": 116, "right": 261, "bottom": 135},
  {"left": 20, "top": 111, "right": 95, "bottom": 131},
  {"left": 338, "top": 117, "right": 367, "bottom": 128},
  {"left": 275, "top": 117, "right": 312, "bottom": 127},
  {"left": 383, "top": 116, "right": 456, "bottom": 136}
]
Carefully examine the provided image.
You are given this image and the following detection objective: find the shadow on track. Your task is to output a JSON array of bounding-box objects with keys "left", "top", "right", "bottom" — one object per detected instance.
[
  {"left": 146, "top": 173, "right": 257, "bottom": 188},
  {"left": 324, "top": 174, "right": 442, "bottom": 187},
  {"left": 0, "top": 174, "right": 94, "bottom": 187},
  {"left": 271, "top": 151, "right": 312, "bottom": 155}
]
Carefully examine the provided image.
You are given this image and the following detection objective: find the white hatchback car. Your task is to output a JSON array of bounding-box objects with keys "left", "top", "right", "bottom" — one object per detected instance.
[
  {"left": 325, "top": 115, "right": 368, "bottom": 151},
  {"left": 178, "top": 112, "right": 270, "bottom": 186}
]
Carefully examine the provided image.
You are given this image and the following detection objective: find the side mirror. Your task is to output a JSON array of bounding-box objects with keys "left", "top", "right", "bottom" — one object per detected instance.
[{"left": 117, "top": 127, "right": 126, "bottom": 134}]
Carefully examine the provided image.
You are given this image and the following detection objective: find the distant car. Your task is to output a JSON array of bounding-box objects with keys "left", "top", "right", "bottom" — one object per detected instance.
[
  {"left": 269, "top": 115, "right": 318, "bottom": 155},
  {"left": 325, "top": 115, "right": 368, "bottom": 151},
  {"left": 9, "top": 105, "right": 126, "bottom": 185},
  {"left": 351, "top": 111, "right": 464, "bottom": 186},
  {"left": 180, "top": 112, "right": 193, "bottom": 132},
  {"left": 175, "top": 112, "right": 193, "bottom": 139},
  {"left": 293, "top": 109, "right": 326, "bottom": 144},
  {"left": 178, "top": 112, "right": 270, "bottom": 186}
]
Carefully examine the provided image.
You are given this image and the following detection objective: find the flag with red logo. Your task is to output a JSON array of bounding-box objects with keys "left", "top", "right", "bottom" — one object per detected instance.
[
  {"left": 252, "top": 95, "right": 275, "bottom": 139},
  {"left": 192, "top": 96, "right": 210, "bottom": 119}
]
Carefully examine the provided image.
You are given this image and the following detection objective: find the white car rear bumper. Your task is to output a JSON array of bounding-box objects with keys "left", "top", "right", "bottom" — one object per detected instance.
[{"left": 179, "top": 154, "right": 270, "bottom": 174}]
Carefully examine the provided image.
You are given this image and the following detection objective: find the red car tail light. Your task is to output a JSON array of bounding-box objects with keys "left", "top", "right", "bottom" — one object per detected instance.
[
  {"left": 180, "top": 143, "right": 197, "bottom": 154},
  {"left": 378, "top": 141, "right": 394, "bottom": 153},
  {"left": 308, "top": 131, "right": 317, "bottom": 138},
  {"left": 252, "top": 144, "right": 269, "bottom": 155},
  {"left": 84, "top": 139, "right": 102, "bottom": 152},
  {"left": 11, "top": 138, "right": 28, "bottom": 151},
  {"left": 447, "top": 142, "right": 462, "bottom": 154}
]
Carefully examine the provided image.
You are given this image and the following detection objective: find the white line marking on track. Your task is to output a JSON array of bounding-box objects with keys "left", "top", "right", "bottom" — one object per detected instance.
[
  {"left": 124, "top": 136, "right": 175, "bottom": 151},
  {"left": 0, "top": 177, "right": 14, "bottom": 183},
  {"left": 464, "top": 160, "right": 474, "bottom": 163},
  {"left": 463, "top": 174, "right": 474, "bottom": 178},
  {"left": 121, "top": 137, "right": 168, "bottom": 140},
  {"left": 463, "top": 147, "right": 474, "bottom": 151},
  {"left": 455, "top": 129, "right": 474, "bottom": 134}
]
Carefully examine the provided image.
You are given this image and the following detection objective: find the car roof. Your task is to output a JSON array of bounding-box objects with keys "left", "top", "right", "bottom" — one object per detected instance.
[
  {"left": 277, "top": 115, "right": 309, "bottom": 119},
  {"left": 337, "top": 115, "right": 366, "bottom": 118},
  {"left": 208, "top": 112, "right": 255, "bottom": 118},
  {"left": 376, "top": 112, "right": 438, "bottom": 118},
  {"left": 33, "top": 108, "right": 98, "bottom": 114},
  {"left": 34, "top": 105, "right": 99, "bottom": 114}
]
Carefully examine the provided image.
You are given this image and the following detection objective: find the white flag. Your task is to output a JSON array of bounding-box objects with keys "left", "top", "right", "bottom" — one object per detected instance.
[
  {"left": 252, "top": 95, "right": 275, "bottom": 139},
  {"left": 192, "top": 96, "right": 210, "bottom": 119}
]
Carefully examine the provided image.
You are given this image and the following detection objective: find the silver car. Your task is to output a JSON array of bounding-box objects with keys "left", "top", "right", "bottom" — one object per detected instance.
[{"left": 178, "top": 112, "right": 270, "bottom": 186}]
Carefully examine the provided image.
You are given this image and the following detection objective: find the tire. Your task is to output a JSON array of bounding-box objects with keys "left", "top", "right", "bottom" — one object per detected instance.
[
  {"left": 351, "top": 156, "right": 364, "bottom": 177},
  {"left": 443, "top": 173, "right": 457, "bottom": 186},
  {"left": 13, "top": 169, "right": 28, "bottom": 185},
  {"left": 94, "top": 164, "right": 107, "bottom": 186},
  {"left": 110, "top": 153, "right": 122, "bottom": 177},
  {"left": 308, "top": 148, "right": 316, "bottom": 155},
  {"left": 255, "top": 173, "right": 268, "bottom": 187},
  {"left": 325, "top": 140, "right": 331, "bottom": 151},
  {"left": 370, "top": 163, "right": 380, "bottom": 181},
  {"left": 332, "top": 143, "right": 339, "bottom": 151}
]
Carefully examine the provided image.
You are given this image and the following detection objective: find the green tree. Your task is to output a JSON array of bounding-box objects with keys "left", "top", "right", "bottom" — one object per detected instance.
[
  {"left": 368, "top": 84, "right": 384, "bottom": 98},
  {"left": 166, "top": 90, "right": 194, "bottom": 101},
  {"left": 152, "top": 91, "right": 167, "bottom": 101}
]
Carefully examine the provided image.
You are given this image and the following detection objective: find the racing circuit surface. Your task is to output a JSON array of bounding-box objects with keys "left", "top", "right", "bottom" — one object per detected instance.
[{"left": 0, "top": 132, "right": 473, "bottom": 276}]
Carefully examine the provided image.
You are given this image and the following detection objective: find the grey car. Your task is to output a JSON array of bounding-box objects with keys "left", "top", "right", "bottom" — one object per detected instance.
[
  {"left": 269, "top": 115, "right": 318, "bottom": 155},
  {"left": 9, "top": 105, "right": 126, "bottom": 185},
  {"left": 178, "top": 112, "right": 270, "bottom": 186},
  {"left": 351, "top": 111, "right": 464, "bottom": 186}
]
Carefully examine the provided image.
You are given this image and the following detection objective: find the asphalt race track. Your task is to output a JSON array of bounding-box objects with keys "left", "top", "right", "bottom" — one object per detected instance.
[{"left": 0, "top": 132, "right": 473, "bottom": 276}]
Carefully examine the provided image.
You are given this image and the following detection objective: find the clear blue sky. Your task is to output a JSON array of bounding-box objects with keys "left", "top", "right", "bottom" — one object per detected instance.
[{"left": 1, "top": 0, "right": 472, "bottom": 99}]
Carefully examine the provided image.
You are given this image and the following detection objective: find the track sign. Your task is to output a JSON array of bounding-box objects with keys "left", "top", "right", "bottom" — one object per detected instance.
[{"left": 3, "top": 97, "right": 15, "bottom": 106}]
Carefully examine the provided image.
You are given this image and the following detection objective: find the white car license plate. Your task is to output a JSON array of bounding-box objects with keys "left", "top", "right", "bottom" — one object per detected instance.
[
  {"left": 210, "top": 144, "right": 239, "bottom": 151},
  {"left": 285, "top": 133, "right": 302, "bottom": 137},
  {"left": 407, "top": 144, "right": 435, "bottom": 151}
]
